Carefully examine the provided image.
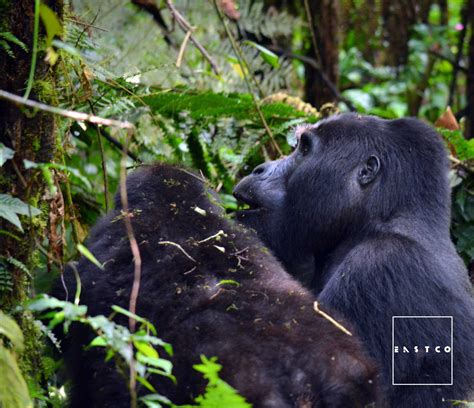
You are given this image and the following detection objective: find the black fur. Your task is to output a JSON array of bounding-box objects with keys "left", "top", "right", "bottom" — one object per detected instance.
[
  {"left": 234, "top": 113, "right": 474, "bottom": 407},
  {"left": 53, "top": 164, "right": 378, "bottom": 408}
]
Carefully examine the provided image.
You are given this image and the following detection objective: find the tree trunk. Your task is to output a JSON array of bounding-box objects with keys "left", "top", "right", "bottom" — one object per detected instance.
[
  {"left": 304, "top": 0, "right": 340, "bottom": 107},
  {"left": 0, "top": 0, "right": 63, "bottom": 393},
  {"left": 381, "top": 0, "right": 432, "bottom": 66}
]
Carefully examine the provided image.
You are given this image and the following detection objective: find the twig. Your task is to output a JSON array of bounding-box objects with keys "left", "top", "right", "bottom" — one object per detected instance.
[
  {"left": 89, "top": 124, "right": 141, "bottom": 163},
  {"left": 313, "top": 301, "right": 353, "bottom": 336},
  {"left": 118, "top": 127, "right": 141, "bottom": 408},
  {"left": 197, "top": 230, "right": 226, "bottom": 243},
  {"left": 158, "top": 240, "right": 197, "bottom": 263},
  {"left": 61, "top": 155, "right": 80, "bottom": 246},
  {"left": 164, "top": 0, "right": 219, "bottom": 74},
  {"left": 0, "top": 90, "right": 134, "bottom": 129},
  {"left": 65, "top": 17, "right": 109, "bottom": 32},
  {"left": 213, "top": 0, "right": 283, "bottom": 156},
  {"left": 176, "top": 30, "right": 192, "bottom": 68},
  {"left": 88, "top": 102, "right": 110, "bottom": 212}
]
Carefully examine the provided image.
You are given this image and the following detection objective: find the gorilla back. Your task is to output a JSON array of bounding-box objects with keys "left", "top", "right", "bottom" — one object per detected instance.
[
  {"left": 53, "top": 164, "right": 378, "bottom": 408},
  {"left": 234, "top": 114, "right": 474, "bottom": 407}
]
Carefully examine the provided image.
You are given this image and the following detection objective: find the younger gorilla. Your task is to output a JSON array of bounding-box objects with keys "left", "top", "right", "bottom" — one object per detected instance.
[
  {"left": 53, "top": 164, "right": 378, "bottom": 408},
  {"left": 233, "top": 113, "right": 474, "bottom": 407}
]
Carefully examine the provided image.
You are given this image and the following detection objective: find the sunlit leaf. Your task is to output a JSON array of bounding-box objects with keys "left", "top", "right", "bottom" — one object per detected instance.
[
  {"left": 0, "top": 311, "right": 24, "bottom": 352},
  {"left": 0, "top": 143, "right": 14, "bottom": 166},
  {"left": 39, "top": 4, "right": 62, "bottom": 47},
  {"left": 77, "top": 244, "right": 104, "bottom": 270},
  {"left": 243, "top": 40, "right": 280, "bottom": 68}
]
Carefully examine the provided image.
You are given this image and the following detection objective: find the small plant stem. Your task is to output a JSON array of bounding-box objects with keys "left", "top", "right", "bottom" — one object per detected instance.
[
  {"left": 213, "top": 0, "right": 283, "bottom": 156},
  {"left": 24, "top": 0, "right": 40, "bottom": 99}
]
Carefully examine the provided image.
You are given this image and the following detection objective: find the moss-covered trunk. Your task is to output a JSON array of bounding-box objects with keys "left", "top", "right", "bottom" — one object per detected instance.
[{"left": 0, "top": 0, "right": 63, "bottom": 395}]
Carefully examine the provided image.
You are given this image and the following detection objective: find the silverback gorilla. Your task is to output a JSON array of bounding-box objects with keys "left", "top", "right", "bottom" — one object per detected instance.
[
  {"left": 53, "top": 164, "right": 378, "bottom": 407},
  {"left": 233, "top": 113, "right": 474, "bottom": 407}
]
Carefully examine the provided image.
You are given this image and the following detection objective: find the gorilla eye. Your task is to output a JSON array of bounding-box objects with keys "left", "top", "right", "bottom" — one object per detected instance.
[{"left": 299, "top": 132, "right": 313, "bottom": 155}]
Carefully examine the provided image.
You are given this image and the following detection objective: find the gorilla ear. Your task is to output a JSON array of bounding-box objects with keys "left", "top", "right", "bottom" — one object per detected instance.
[{"left": 358, "top": 155, "right": 381, "bottom": 186}]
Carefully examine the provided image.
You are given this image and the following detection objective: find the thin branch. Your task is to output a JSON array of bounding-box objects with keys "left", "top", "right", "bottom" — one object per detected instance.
[
  {"left": 176, "top": 30, "right": 192, "bottom": 68},
  {"left": 131, "top": 0, "right": 175, "bottom": 46},
  {"left": 164, "top": 0, "right": 219, "bottom": 75},
  {"left": 65, "top": 17, "right": 109, "bottom": 32},
  {"left": 158, "top": 241, "right": 197, "bottom": 263},
  {"left": 0, "top": 90, "right": 134, "bottom": 129},
  {"left": 88, "top": 124, "right": 141, "bottom": 163},
  {"left": 197, "top": 230, "right": 226, "bottom": 244},
  {"left": 88, "top": 102, "right": 110, "bottom": 212},
  {"left": 213, "top": 0, "right": 283, "bottom": 156},
  {"left": 313, "top": 301, "right": 353, "bottom": 336},
  {"left": 118, "top": 128, "right": 141, "bottom": 408}
]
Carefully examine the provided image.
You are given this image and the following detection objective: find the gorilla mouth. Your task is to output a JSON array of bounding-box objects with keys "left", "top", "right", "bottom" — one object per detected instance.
[{"left": 233, "top": 191, "right": 262, "bottom": 212}]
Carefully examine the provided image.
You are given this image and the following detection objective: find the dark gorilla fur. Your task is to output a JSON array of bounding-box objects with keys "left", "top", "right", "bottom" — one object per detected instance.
[
  {"left": 52, "top": 164, "right": 379, "bottom": 408},
  {"left": 234, "top": 113, "right": 474, "bottom": 407}
]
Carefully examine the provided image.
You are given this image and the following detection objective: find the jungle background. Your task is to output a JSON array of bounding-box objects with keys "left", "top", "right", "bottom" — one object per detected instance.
[{"left": 0, "top": 0, "right": 474, "bottom": 407}]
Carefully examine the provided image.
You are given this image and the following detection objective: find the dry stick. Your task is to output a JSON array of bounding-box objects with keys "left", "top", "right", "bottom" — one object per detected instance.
[
  {"left": 0, "top": 90, "right": 134, "bottom": 129},
  {"left": 213, "top": 0, "right": 283, "bottom": 157},
  {"left": 164, "top": 0, "right": 220, "bottom": 75},
  {"left": 313, "top": 301, "right": 353, "bottom": 336},
  {"left": 65, "top": 17, "right": 110, "bottom": 32},
  {"left": 118, "top": 128, "right": 142, "bottom": 408},
  {"left": 176, "top": 30, "right": 193, "bottom": 68},
  {"left": 158, "top": 241, "right": 197, "bottom": 263}
]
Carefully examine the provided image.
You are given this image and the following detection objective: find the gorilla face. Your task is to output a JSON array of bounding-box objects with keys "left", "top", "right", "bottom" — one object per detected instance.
[
  {"left": 233, "top": 113, "right": 451, "bottom": 289},
  {"left": 234, "top": 115, "right": 382, "bottom": 261}
]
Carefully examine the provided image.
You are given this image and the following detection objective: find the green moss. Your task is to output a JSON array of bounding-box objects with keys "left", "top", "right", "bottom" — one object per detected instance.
[{"left": 17, "top": 312, "right": 46, "bottom": 389}]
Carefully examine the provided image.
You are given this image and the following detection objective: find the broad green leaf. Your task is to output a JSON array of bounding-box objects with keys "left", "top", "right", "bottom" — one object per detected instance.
[
  {"left": 77, "top": 244, "right": 104, "bottom": 270},
  {"left": 0, "top": 194, "right": 41, "bottom": 232},
  {"left": 89, "top": 336, "right": 107, "bottom": 347},
  {"left": 243, "top": 40, "right": 280, "bottom": 68},
  {"left": 0, "top": 347, "right": 33, "bottom": 408},
  {"left": 0, "top": 311, "right": 24, "bottom": 351},
  {"left": 135, "top": 341, "right": 159, "bottom": 359},
  {"left": 39, "top": 4, "right": 62, "bottom": 47},
  {"left": 0, "top": 143, "right": 14, "bottom": 166}
]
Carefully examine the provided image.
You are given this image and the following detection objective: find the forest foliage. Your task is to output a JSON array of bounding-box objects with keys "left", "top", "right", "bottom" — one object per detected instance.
[{"left": 0, "top": 0, "right": 474, "bottom": 407}]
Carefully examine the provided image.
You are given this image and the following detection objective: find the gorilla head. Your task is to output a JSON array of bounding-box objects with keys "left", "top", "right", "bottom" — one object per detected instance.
[
  {"left": 234, "top": 113, "right": 451, "bottom": 289},
  {"left": 234, "top": 113, "right": 474, "bottom": 407}
]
